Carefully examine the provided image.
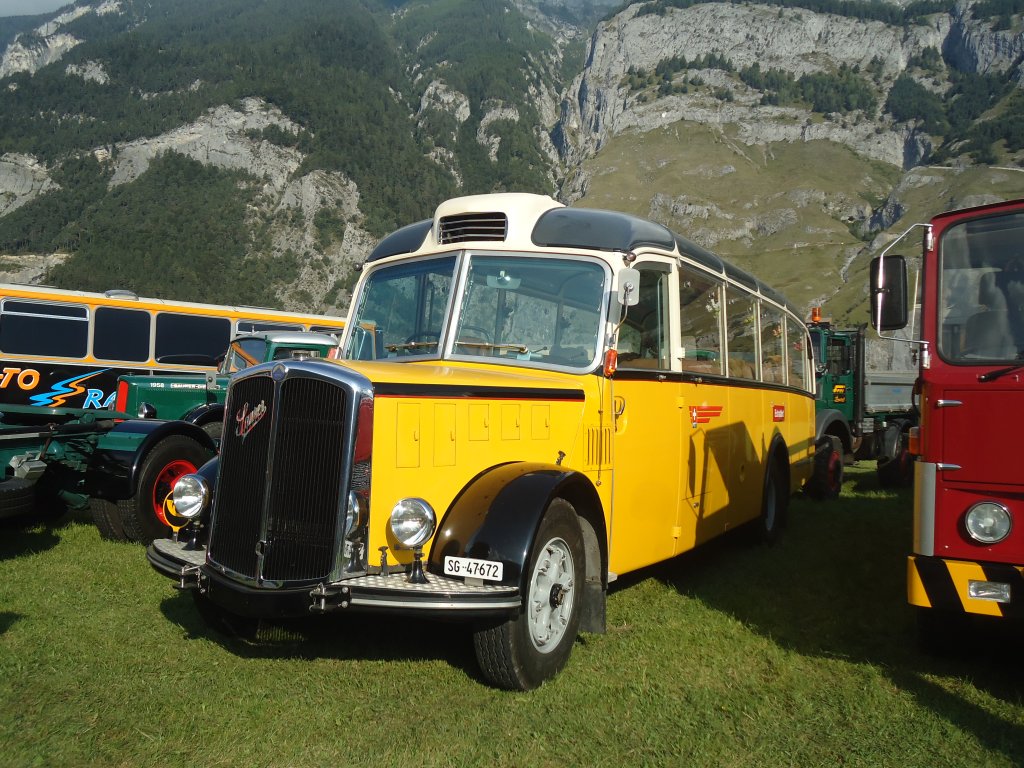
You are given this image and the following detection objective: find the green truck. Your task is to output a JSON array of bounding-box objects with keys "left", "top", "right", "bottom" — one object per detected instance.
[
  {"left": 0, "top": 403, "right": 131, "bottom": 522},
  {"left": 88, "top": 331, "right": 339, "bottom": 543},
  {"left": 806, "top": 318, "right": 917, "bottom": 497}
]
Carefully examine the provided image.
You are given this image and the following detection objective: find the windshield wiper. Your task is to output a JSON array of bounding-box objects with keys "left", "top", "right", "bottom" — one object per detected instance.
[{"left": 978, "top": 362, "right": 1024, "bottom": 382}]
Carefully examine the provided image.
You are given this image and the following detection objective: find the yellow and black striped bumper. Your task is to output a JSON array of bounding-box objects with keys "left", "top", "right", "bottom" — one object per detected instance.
[{"left": 908, "top": 556, "right": 1024, "bottom": 618}]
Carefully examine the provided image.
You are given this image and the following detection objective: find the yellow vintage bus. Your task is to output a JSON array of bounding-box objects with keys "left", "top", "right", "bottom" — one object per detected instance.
[
  {"left": 0, "top": 283, "right": 345, "bottom": 409},
  {"left": 149, "top": 193, "right": 816, "bottom": 689}
]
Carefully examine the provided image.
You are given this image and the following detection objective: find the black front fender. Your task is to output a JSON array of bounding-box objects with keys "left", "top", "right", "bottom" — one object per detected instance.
[
  {"left": 182, "top": 402, "right": 224, "bottom": 427},
  {"left": 86, "top": 419, "right": 216, "bottom": 500},
  {"left": 428, "top": 462, "right": 604, "bottom": 591}
]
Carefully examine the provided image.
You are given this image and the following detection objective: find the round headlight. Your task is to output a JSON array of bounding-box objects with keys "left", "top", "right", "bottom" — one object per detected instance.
[
  {"left": 389, "top": 498, "right": 436, "bottom": 549},
  {"left": 965, "top": 502, "right": 1011, "bottom": 544},
  {"left": 344, "top": 491, "right": 364, "bottom": 537},
  {"left": 171, "top": 474, "right": 209, "bottom": 520}
]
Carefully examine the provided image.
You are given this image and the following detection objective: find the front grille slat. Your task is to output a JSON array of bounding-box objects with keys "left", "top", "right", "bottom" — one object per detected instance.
[{"left": 207, "top": 370, "right": 350, "bottom": 584}]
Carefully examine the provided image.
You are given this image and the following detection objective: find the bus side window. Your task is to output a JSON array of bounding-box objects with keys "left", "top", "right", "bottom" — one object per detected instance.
[
  {"left": 94, "top": 307, "right": 151, "bottom": 362},
  {"left": 0, "top": 299, "right": 88, "bottom": 357},
  {"left": 786, "top": 316, "right": 809, "bottom": 391},
  {"left": 678, "top": 267, "right": 723, "bottom": 375},
  {"left": 724, "top": 286, "right": 757, "bottom": 380},
  {"left": 237, "top": 320, "right": 303, "bottom": 334},
  {"left": 759, "top": 305, "right": 785, "bottom": 384},
  {"left": 155, "top": 313, "right": 231, "bottom": 363},
  {"left": 618, "top": 266, "right": 671, "bottom": 370}
]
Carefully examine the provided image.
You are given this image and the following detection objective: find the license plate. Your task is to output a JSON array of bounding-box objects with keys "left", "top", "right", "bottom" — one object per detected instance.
[{"left": 444, "top": 556, "right": 503, "bottom": 581}]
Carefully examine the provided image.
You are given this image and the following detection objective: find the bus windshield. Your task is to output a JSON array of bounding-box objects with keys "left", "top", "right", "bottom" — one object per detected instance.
[
  {"left": 939, "top": 211, "right": 1024, "bottom": 363},
  {"left": 343, "top": 252, "right": 607, "bottom": 369}
]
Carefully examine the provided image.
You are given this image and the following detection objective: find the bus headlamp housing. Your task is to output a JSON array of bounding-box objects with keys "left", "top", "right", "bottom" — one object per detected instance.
[
  {"left": 171, "top": 474, "right": 209, "bottom": 520},
  {"left": 965, "top": 502, "right": 1011, "bottom": 544},
  {"left": 389, "top": 498, "right": 436, "bottom": 549}
]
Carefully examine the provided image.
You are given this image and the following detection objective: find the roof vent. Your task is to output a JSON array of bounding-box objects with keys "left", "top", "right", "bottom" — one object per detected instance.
[
  {"left": 438, "top": 212, "right": 507, "bottom": 244},
  {"left": 104, "top": 289, "right": 139, "bottom": 300}
]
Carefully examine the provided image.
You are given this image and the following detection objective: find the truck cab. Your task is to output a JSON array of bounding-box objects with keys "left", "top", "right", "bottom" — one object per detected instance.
[{"left": 111, "top": 331, "right": 340, "bottom": 439}]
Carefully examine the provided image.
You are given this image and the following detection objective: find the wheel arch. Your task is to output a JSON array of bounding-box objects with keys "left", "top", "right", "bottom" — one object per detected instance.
[
  {"left": 86, "top": 419, "right": 216, "bottom": 500},
  {"left": 815, "top": 409, "right": 852, "bottom": 455},
  {"left": 768, "top": 432, "right": 791, "bottom": 499},
  {"left": 182, "top": 402, "right": 225, "bottom": 427},
  {"left": 428, "top": 462, "right": 607, "bottom": 631}
]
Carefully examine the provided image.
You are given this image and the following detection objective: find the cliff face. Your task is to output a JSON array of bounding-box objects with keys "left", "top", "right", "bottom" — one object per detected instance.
[
  {"left": 0, "top": 153, "right": 57, "bottom": 217},
  {"left": 555, "top": 2, "right": 956, "bottom": 196},
  {"left": 0, "top": 2, "right": 122, "bottom": 78}
]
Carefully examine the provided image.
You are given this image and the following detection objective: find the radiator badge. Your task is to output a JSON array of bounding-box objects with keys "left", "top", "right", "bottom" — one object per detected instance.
[{"left": 235, "top": 399, "right": 268, "bottom": 441}]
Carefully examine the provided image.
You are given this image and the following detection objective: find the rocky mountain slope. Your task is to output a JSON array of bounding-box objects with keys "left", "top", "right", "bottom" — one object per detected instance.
[{"left": 0, "top": 0, "right": 1021, "bottom": 322}]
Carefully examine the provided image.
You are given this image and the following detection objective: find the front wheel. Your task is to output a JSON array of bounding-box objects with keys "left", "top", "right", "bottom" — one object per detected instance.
[
  {"left": 119, "top": 435, "right": 214, "bottom": 544},
  {"left": 806, "top": 435, "right": 844, "bottom": 500},
  {"left": 473, "top": 498, "right": 584, "bottom": 690}
]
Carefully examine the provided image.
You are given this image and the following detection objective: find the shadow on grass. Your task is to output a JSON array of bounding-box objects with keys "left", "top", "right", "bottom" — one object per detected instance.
[
  {"left": 157, "top": 590, "right": 484, "bottom": 681},
  {"left": 0, "top": 611, "right": 24, "bottom": 636},
  {"left": 629, "top": 463, "right": 1023, "bottom": 762},
  {"left": 0, "top": 511, "right": 77, "bottom": 560}
]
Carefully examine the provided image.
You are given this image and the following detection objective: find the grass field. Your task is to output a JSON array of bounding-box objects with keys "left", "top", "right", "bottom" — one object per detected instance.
[{"left": 2, "top": 463, "right": 1022, "bottom": 767}]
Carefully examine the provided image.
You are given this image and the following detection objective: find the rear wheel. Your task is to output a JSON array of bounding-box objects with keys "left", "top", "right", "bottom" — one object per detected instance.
[
  {"left": 200, "top": 420, "right": 223, "bottom": 442},
  {"left": 806, "top": 435, "right": 844, "bottom": 500},
  {"left": 473, "top": 499, "right": 584, "bottom": 690},
  {"left": 90, "top": 497, "right": 126, "bottom": 541},
  {"left": 119, "top": 436, "right": 214, "bottom": 544},
  {"left": 877, "top": 420, "right": 912, "bottom": 488},
  {"left": 0, "top": 478, "right": 39, "bottom": 522},
  {"left": 750, "top": 452, "right": 787, "bottom": 543}
]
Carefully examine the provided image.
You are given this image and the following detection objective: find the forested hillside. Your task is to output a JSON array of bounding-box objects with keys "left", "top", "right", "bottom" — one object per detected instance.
[{"left": 0, "top": 0, "right": 1021, "bottom": 318}]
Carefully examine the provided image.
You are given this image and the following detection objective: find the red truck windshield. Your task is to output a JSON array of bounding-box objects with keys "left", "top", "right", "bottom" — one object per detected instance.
[{"left": 938, "top": 210, "right": 1024, "bottom": 364}]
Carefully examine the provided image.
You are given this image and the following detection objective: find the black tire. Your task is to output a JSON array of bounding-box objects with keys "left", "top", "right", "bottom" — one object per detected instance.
[
  {"left": 119, "top": 435, "right": 214, "bottom": 545},
  {"left": 473, "top": 498, "right": 585, "bottom": 690},
  {"left": 90, "top": 497, "right": 127, "bottom": 541},
  {"left": 200, "top": 420, "right": 223, "bottom": 442},
  {"left": 877, "top": 420, "right": 912, "bottom": 488},
  {"left": 191, "top": 591, "right": 259, "bottom": 640},
  {"left": 0, "top": 478, "right": 39, "bottom": 522},
  {"left": 749, "top": 451, "right": 787, "bottom": 543},
  {"left": 806, "top": 435, "right": 844, "bottom": 500}
]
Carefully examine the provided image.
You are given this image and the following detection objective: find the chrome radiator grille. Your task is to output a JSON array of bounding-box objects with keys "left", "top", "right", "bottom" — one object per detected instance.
[{"left": 207, "top": 371, "right": 349, "bottom": 583}]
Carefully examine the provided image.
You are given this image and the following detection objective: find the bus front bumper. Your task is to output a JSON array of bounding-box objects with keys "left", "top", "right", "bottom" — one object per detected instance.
[
  {"left": 148, "top": 537, "right": 522, "bottom": 619},
  {"left": 908, "top": 555, "right": 1024, "bottom": 618}
]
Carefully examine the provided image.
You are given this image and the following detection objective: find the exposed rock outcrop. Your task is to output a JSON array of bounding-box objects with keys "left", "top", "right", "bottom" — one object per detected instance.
[
  {"left": 0, "top": 2, "right": 122, "bottom": 78},
  {"left": 0, "top": 153, "right": 57, "bottom": 217},
  {"left": 109, "top": 98, "right": 303, "bottom": 191}
]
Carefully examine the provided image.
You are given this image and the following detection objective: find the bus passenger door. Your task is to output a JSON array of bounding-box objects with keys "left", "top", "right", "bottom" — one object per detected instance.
[
  {"left": 677, "top": 267, "right": 728, "bottom": 550},
  {"left": 610, "top": 264, "right": 683, "bottom": 573}
]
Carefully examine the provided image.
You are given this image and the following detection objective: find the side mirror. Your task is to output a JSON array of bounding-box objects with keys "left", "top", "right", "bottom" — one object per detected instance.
[
  {"left": 618, "top": 268, "right": 640, "bottom": 307},
  {"left": 870, "top": 255, "right": 908, "bottom": 332}
]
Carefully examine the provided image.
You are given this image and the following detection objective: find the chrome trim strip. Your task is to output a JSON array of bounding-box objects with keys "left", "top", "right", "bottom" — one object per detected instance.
[
  {"left": 348, "top": 595, "right": 522, "bottom": 610},
  {"left": 937, "top": 463, "right": 962, "bottom": 471},
  {"left": 935, "top": 399, "right": 962, "bottom": 408},
  {"left": 913, "top": 461, "right": 936, "bottom": 557}
]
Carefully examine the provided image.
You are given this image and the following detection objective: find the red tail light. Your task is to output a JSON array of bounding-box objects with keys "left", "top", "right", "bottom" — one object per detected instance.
[{"left": 115, "top": 380, "right": 129, "bottom": 414}]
